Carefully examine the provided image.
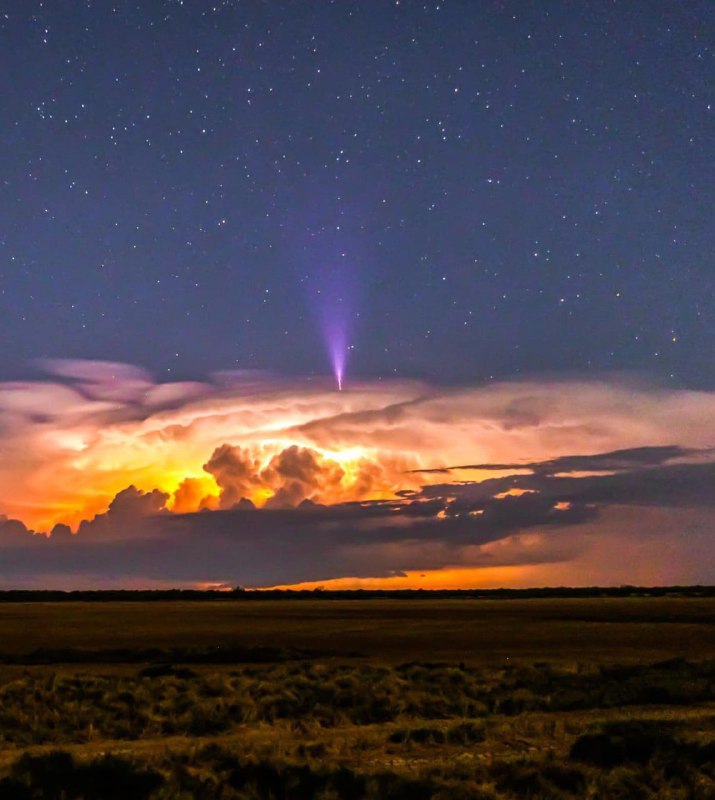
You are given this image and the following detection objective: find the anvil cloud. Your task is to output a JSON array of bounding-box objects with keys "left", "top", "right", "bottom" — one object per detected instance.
[{"left": 0, "top": 360, "right": 713, "bottom": 588}]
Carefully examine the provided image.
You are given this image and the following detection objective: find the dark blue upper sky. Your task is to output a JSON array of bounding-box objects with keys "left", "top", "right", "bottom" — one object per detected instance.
[{"left": 1, "top": 1, "right": 712, "bottom": 386}]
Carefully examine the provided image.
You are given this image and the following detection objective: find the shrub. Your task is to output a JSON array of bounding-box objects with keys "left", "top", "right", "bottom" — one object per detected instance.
[
  {"left": 570, "top": 733, "right": 628, "bottom": 768},
  {"left": 9, "top": 751, "right": 163, "bottom": 800},
  {"left": 0, "top": 777, "right": 33, "bottom": 800},
  {"left": 388, "top": 726, "right": 446, "bottom": 745}
]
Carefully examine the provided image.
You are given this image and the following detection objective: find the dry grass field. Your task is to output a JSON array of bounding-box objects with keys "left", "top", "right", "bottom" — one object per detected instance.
[
  {"left": 0, "top": 597, "right": 713, "bottom": 798},
  {"left": 0, "top": 597, "right": 714, "bottom": 663}
]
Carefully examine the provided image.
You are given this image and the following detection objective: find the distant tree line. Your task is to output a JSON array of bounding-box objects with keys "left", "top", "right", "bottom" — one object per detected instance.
[{"left": 0, "top": 585, "right": 712, "bottom": 602}]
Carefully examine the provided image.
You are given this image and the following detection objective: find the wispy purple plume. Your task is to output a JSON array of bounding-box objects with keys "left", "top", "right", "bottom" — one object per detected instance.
[
  {"left": 326, "top": 319, "right": 347, "bottom": 391},
  {"left": 318, "top": 269, "right": 351, "bottom": 391},
  {"left": 290, "top": 197, "right": 361, "bottom": 389}
]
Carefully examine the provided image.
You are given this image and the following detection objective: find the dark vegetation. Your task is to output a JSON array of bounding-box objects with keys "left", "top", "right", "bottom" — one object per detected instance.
[
  {"left": 0, "top": 645, "right": 326, "bottom": 667},
  {"left": 0, "top": 598, "right": 713, "bottom": 798},
  {"left": 0, "top": 659, "right": 714, "bottom": 798},
  {"left": 1, "top": 659, "right": 714, "bottom": 747},
  {"left": 4, "top": 726, "right": 715, "bottom": 800},
  {"left": 0, "top": 752, "right": 162, "bottom": 800},
  {"left": 0, "top": 585, "right": 713, "bottom": 602}
]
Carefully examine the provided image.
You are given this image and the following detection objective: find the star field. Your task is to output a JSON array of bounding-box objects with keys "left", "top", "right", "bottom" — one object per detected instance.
[{"left": 0, "top": 1, "right": 712, "bottom": 386}]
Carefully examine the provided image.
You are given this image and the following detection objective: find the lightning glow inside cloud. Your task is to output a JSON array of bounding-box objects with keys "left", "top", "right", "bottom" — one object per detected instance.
[{"left": 0, "top": 360, "right": 714, "bottom": 588}]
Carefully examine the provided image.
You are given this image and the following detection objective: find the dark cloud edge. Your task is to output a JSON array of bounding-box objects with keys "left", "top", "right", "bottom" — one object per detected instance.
[{"left": 1, "top": 444, "right": 713, "bottom": 587}]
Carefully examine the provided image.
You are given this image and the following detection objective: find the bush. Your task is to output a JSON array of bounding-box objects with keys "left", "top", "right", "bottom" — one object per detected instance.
[
  {"left": 388, "top": 726, "right": 446, "bottom": 745},
  {"left": 570, "top": 721, "right": 683, "bottom": 769},
  {"left": 570, "top": 733, "right": 628, "bottom": 768},
  {"left": 9, "top": 752, "right": 163, "bottom": 800},
  {"left": 446, "top": 721, "right": 486, "bottom": 745},
  {"left": 0, "top": 777, "right": 33, "bottom": 800}
]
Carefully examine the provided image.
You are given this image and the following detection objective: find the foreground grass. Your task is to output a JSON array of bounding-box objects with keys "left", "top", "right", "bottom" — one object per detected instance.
[
  {"left": 1, "top": 599, "right": 714, "bottom": 797},
  {"left": 2, "top": 659, "right": 715, "bottom": 747},
  {"left": 0, "top": 658, "right": 714, "bottom": 798}
]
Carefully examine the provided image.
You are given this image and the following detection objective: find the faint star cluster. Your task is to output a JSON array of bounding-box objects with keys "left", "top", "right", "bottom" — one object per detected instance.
[{"left": 0, "top": 1, "right": 712, "bottom": 386}]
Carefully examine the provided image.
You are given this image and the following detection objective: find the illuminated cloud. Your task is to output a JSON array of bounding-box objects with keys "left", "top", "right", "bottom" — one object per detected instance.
[{"left": 0, "top": 360, "right": 714, "bottom": 588}]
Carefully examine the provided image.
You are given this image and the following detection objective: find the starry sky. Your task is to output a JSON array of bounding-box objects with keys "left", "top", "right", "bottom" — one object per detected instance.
[
  {"left": 1, "top": 0, "right": 713, "bottom": 387},
  {"left": 0, "top": 2, "right": 714, "bottom": 589}
]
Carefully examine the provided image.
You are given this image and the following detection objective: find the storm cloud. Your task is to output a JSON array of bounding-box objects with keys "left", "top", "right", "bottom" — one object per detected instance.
[
  {"left": 0, "top": 361, "right": 714, "bottom": 588},
  {"left": 0, "top": 442, "right": 713, "bottom": 588}
]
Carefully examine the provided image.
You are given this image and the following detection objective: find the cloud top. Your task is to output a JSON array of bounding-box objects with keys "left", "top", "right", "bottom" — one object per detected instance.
[{"left": 0, "top": 360, "right": 713, "bottom": 588}]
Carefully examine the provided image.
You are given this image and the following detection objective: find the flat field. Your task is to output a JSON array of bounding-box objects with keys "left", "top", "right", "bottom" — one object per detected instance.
[
  {"left": 0, "top": 598, "right": 713, "bottom": 799},
  {"left": 0, "top": 596, "right": 714, "bottom": 663}
]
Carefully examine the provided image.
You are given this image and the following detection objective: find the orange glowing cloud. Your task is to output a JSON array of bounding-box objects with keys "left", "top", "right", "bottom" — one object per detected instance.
[
  {"left": 1, "top": 360, "right": 714, "bottom": 542},
  {"left": 0, "top": 364, "right": 429, "bottom": 529},
  {"left": 0, "top": 359, "right": 714, "bottom": 590}
]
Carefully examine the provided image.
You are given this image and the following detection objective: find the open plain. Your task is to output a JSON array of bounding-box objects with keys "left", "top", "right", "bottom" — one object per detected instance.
[
  {"left": 1, "top": 596, "right": 715, "bottom": 664},
  {"left": 0, "top": 596, "right": 713, "bottom": 798}
]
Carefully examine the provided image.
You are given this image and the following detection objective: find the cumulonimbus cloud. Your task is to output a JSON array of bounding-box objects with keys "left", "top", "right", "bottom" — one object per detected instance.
[{"left": 0, "top": 360, "right": 714, "bottom": 588}]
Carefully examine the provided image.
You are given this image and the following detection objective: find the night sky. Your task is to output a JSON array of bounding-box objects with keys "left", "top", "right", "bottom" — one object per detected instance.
[
  {"left": 1, "top": 2, "right": 714, "bottom": 589},
  {"left": 2, "top": 1, "right": 713, "bottom": 387}
]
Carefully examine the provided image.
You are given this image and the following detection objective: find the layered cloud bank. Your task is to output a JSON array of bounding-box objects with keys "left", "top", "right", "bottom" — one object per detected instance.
[{"left": 0, "top": 360, "right": 713, "bottom": 588}]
